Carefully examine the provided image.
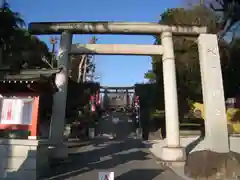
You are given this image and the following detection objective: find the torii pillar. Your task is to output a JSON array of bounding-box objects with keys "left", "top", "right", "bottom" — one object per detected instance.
[
  {"left": 160, "top": 31, "right": 186, "bottom": 161},
  {"left": 198, "top": 34, "right": 229, "bottom": 152},
  {"left": 49, "top": 31, "right": 72, "bottom": 158}
]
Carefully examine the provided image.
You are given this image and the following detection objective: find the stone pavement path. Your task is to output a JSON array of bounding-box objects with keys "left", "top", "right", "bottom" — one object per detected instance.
[{"left": 43, "top": 112, "right": 183, "bottom": 180}]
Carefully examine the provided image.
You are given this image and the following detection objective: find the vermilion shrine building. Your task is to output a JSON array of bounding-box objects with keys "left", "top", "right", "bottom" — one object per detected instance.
[{"left": 0, "top": 67, "right": 60, "bottom": 139}]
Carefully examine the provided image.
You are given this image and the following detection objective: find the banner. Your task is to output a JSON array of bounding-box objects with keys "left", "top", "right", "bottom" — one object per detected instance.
[{"left": 90, "top": 95, "right": 96, "bottom": 112}]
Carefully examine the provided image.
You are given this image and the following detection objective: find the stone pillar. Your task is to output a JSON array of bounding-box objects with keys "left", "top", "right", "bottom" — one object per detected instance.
[
  {"left": 49, "top": 31, "right": 72, "bottom": 158},
  {"left": 198, "top": 34, "right": 229, "bottom": 152},
  {"left": 161, "top": 32, "right": 186, "bottom": 161}
]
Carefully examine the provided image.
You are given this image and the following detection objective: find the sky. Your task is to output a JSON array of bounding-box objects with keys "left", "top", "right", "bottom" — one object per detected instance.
[{"left": 10, "top": 0, "right": 182, "bottom": 87}]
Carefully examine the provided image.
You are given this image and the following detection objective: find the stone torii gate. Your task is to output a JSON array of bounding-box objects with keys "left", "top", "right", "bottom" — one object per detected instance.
[{"left": 29, "top": 21, "right": 229, "bottom": 161}]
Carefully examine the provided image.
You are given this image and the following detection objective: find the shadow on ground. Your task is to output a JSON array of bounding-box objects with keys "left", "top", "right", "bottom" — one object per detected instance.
[
  {"left": 115, "top": 169, "right": 164, "bottom": 180},
  {"left": 65, "top": 140, "right": 93, "bottom": 149},
  {"left": 95, "top": 113, "right": 137, "bottom": 140},
  {"left": 42, "top": 138, "right": 164, "bottom": 180},
  {"left": 41, "top": 112, "right": 186, "bottom": 180}
]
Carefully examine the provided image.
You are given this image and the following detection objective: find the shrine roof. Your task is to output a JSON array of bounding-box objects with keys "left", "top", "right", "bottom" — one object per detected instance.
[
  {"left": 0, "top": 68, "right": 61, "bottom": 82},
  {"left": 0, "top": 68, "right": 62, "bottom": 94}
]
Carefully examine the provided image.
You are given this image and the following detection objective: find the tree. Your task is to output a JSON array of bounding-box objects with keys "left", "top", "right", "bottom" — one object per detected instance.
[
  {"left": 82, "top": 36, "right": 97, "bottom": 82},
  {"left": 145, "top": 5, "right": 231, "bottom": 117},
  {"left": 70, "top": 54, "right": 96, "bottom": 82},
  {"left": 0, "top": 1, "right": 24, "bottom": 52},
  {"left": 223, "top": 38, "right": 240, "bottom": 96},
  {"left": 69, "top": 36, "right": 97, "bottom": 83},
  {"left": 209, "top": 0, "right": 240, "bottom": 37},
  {"left": 144, "top": 70, "right": 156, "bottom": 83},
  {"left": 9, "top": 29, "right": 52, "bottom": 68},
  {"left": 184, "top": 0, "right": 240, "bottom": 39},
  {"left": 0, "top": 1, "right": 52, "bottom": 69}
]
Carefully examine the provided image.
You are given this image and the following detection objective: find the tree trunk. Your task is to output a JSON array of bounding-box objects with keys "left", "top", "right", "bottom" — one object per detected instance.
[
  {"left": 77, "top": 55, "right": 86, "bottom": 83},
  {"left": 82, "top": 57, "right": 88, "bottom": 82}
]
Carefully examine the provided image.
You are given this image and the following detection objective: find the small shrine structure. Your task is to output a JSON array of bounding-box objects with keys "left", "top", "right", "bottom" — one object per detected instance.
[{"left": 0, "top": 67, "right": 61, "bottom": 179}]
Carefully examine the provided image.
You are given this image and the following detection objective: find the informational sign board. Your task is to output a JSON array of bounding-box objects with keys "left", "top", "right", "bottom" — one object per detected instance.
[
  {"left": 98, "top": 172, "right": 114, "bottom": 180},
  {"left": 0, "top": 98, "right": 34, "bottom": 125}
]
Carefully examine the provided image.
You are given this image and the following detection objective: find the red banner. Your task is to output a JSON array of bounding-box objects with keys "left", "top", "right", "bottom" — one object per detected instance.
[{"left": 90, "top": 95, "right": 96, "bottom": 112}]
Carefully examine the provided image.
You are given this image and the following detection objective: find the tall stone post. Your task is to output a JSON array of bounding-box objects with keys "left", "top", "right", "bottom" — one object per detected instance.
[
  {"left": 198, "top": 34, "right": 229, "bottom": 152},
  {"left": 49, "top": 31, "right": 72, "bottom": 158},
  {"left": 161, "top": 32, "right": 186, "bottom": 161}
]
